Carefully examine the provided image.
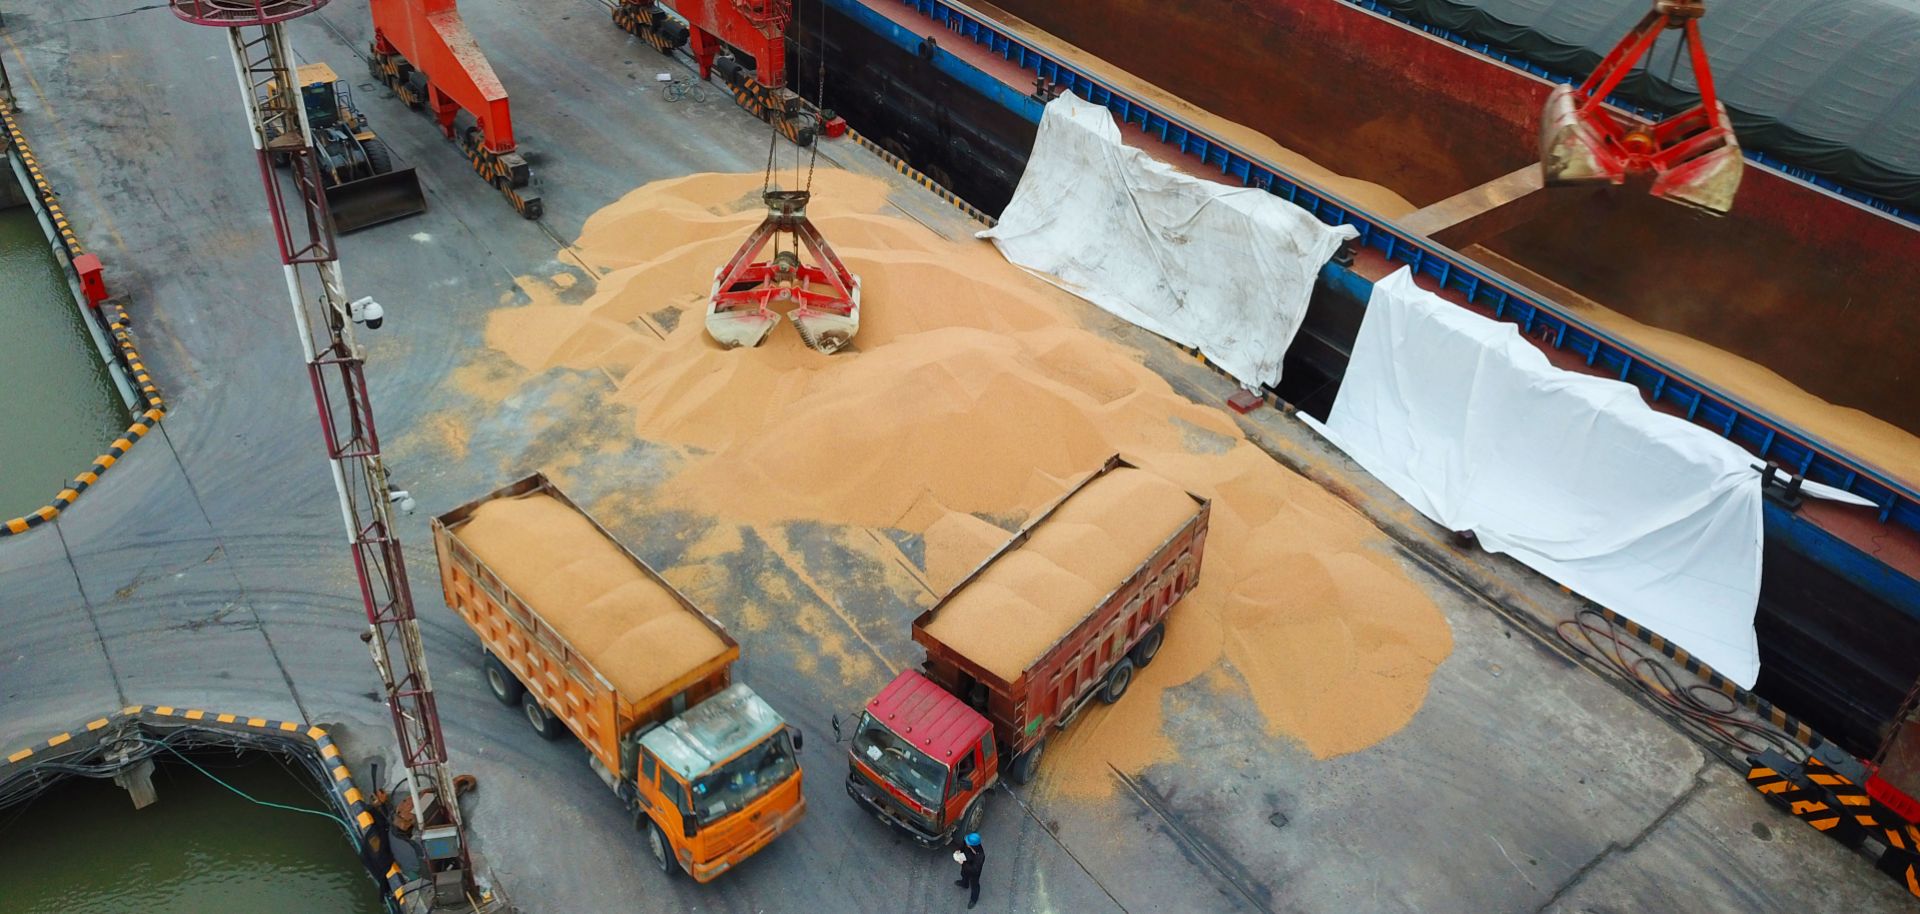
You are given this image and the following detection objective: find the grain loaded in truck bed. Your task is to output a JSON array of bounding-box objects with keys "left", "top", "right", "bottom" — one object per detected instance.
[
  {"left": 452, "top": 492, "right": 729, "bottom": 700},
  {"left": 923, "top": 467, "right": 1203, "bottom": 681}
]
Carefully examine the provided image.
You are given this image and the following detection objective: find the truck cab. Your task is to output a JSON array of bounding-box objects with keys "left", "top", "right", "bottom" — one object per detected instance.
[
  {"left": 627, "top": 684, "right": 808, "bottom": 882},
  {"left": 845, "top": 670, "right": 998, "bottom": 845}
]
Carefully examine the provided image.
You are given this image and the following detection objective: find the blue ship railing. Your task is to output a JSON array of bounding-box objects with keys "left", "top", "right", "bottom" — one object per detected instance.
[{"left": 865, "top": 0, "right": 1920, "bottom": 540}]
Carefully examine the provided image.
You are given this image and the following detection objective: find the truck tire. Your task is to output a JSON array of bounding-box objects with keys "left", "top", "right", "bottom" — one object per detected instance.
[
  {"left": 646, "top": 818, "right": 678, "bottom": 877},
  {"left": 1008, "top": 740, "right": 1044, "bottom": 786},
  {"left": 1101, "top": 658, "right": 1136, "bottom": 705},
  {"left": 959, "top": 796, "right": 986, "bottom": 836},
  {"left": 521, "top": 692, "right": 565, "bottom": 741},
  {"left": 1131, "top": 623, "right": 1166, "bottom": 668},
  {"left": 484, "top": 654, "right": 524, "bottom": 706}
]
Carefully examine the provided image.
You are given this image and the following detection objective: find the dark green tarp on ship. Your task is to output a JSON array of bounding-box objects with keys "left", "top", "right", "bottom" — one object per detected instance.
[{"left": 1376, "top": 0, "right": 1920, "bottom": 211}]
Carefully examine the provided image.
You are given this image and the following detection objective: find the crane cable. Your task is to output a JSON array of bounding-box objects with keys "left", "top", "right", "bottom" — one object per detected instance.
[
  {"left": 804, "top": 0, "right": 827, "bottom": 194},
  {"left": 757, "top": 0, "right": 829, "bottom": 195}
]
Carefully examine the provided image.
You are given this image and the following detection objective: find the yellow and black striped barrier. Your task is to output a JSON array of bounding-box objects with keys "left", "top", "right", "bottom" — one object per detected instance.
[
  {"left": 1, "top": 705, "right": 413, "bottom": 910},
  {"left": 1747, "top": 751, "right": 1920, "bottom": 898},
  {"left": 2, "top": 98, "right": 84, "bottom": 262},
  {"left": 1, "top": 101, "right": 167, "bottom": 537}
]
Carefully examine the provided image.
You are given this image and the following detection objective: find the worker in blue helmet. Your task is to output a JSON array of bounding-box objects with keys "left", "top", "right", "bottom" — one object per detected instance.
[{"left": 953, "top": 830, "right": 986, "bottom": 909}]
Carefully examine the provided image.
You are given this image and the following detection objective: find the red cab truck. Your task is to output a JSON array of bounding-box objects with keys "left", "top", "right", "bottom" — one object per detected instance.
[
  {"left": 433, "top": 474, "right": 807, "bottom": 882},
  {"left": 845, "top": 456, "right": 1211, "bottom": 844}
]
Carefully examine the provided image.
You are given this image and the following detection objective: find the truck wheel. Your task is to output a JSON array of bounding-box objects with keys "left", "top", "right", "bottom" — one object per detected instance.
[
  {"left": 1131, "top": 624, "right": 1165, "bottom": 668},
  {"left": 1101, "top": 658, "right": 1136, "bottom": 705},
  {"left": 959, "top": 797, "right": 986, "bottom": 836},
  {"left": 1008, "top": 740, "right": 1044, "bottom": 786},
  {"left": 521, "top": 692, "right": 565, "bottom": 741},
  {"left": 647, "top": 819, "right": 678, "bottom": 877},
  {"left": 485, "top": 654, "right": 524, "bottom": 706}
]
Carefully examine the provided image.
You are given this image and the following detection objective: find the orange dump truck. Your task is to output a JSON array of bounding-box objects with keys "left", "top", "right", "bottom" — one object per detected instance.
[
  {"left": 845, "top": 456, "right": 1210, "bottom": 844},
  {"left": 432, "top": 474, "right": 806, "bottom": 882}
]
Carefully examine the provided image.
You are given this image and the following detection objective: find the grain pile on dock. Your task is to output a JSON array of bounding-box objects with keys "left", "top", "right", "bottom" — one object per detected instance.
[
  {"left": 924, "top": 467, "right": 1200, "bottom": 682},
  {"left": 454, "top": 493, "right": 728, "bottom": 700},
  {"left": 478, "top": 169, "right": 1454, "bottom": 790}
]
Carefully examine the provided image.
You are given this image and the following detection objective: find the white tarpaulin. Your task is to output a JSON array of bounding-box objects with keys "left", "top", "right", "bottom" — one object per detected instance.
[
  {"left": 1302, "top": 268, "right": 1765, "bottom": 687},
  {"left": 979, "top": 93, "right": 1358, "bottom": 390}
]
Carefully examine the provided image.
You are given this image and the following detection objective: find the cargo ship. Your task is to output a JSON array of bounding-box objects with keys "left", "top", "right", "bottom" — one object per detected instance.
[{"left": 791, "top": 0, "right": 1920, "bottom": 783}]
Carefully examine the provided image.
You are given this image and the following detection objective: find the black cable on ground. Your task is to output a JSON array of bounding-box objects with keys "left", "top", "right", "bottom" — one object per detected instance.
[{"left": 1557, "top": 607, "right": 1803, "bottom": 760}]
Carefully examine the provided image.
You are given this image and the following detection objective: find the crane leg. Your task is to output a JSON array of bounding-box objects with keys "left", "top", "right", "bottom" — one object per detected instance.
[
  {"left": 687, "top": 28, "right": 720, "bottom": 80},
  {"left": 610, "top": 0, "right": 845, "bottom": 147},
  {"left": 367, "top": 0, "right": 542, "bottom": 219},
  {"left": 612, "top": 0, "right": 690, "bottom": 54}
]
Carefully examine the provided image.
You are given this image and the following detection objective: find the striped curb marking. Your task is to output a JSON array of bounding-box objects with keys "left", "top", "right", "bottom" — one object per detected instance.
[
  {"left": 1, "top": 102, "right": 168, "bottom": 537},
  {"left": 1, "top": 705, "right": 412, "bottom": 910}
]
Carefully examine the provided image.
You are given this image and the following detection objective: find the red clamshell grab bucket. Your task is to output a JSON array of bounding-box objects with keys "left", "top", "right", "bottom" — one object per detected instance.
[
  {"left": 705, "top": 190, "right": 862, "bottom": 353},
  {"left": 1536, "top": 1, "right": 1743, "bottom": 216},
  {"left": 1540, "top": 86, "right": 1744, "bottom": 215}
]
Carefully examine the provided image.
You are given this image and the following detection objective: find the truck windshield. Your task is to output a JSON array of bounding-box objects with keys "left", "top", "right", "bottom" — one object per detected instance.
[
  {"left": 852, "top": 713, "right": 947, "bottom": 808},
  {"left": 689, "top": 730, "right": 797, "bottom": 826}
]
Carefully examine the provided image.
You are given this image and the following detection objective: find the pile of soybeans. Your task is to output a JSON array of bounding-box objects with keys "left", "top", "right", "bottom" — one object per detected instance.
[
  {"left": 480, "top": 169, "right": 1454, "bottom": 793},
  {"left": 923, "top": 465, "right": 1202, "bottom": 683},
  {"left": 453, "top": 491, "right": 729, "bottom": 701}
]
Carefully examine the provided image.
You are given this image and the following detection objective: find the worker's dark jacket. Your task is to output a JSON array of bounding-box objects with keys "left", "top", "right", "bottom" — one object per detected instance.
[{"left": 961, "top": 844, "right": 985, "bottom": 876}]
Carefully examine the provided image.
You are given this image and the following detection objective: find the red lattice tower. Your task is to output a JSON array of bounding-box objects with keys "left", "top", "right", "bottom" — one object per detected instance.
[{"left": 170, "top": 0, "right": 479, "bottom": 904}]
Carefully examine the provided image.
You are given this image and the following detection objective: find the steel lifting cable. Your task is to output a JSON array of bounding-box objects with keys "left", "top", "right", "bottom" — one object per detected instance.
[
  {"left": 1664, "top": 23, "right": 1687, "bottom": 86},
  {"left": 762, "top": 117, "right": 781, "bottom": 192},
  {"left": 1556, "top": 607, "right": 1804, "bottom": 759},
  {"left": 804, "top": 0, "right": 828, "bottom": 194}
]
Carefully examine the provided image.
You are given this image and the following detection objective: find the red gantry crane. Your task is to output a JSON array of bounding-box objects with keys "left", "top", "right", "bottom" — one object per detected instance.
[
  {"left": 169, "top": 2, "right": 506, "bottom": 910},
  {"left": 368, "top": 0, "right": 542, "bottom": 218}
]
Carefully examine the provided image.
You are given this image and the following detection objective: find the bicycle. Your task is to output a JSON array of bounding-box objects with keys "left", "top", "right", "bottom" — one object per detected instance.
[{"left": 662, "top": 75, "right": 709, "bottom": 104}]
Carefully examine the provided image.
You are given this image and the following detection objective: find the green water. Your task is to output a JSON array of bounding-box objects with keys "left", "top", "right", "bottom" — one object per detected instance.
[
  {"left": 0, "top": 755, "right": 387, "bottom": 913},
  {"left": 0, "top": 204, "right": 128, "bottom": 520}
]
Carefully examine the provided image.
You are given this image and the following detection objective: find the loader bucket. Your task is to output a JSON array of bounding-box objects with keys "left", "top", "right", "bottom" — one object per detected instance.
[
  {"left": 328, "top": 167, "right": 428, "bottom": 233},
  {"left": 706, "top": 304, "right": 781, "bottom": 349},
  {"left": 1538, "top": 85, "right": 1614, "bottom": 187}
]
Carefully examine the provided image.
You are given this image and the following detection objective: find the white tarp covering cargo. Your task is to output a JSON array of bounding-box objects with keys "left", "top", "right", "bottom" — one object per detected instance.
[
  {"left": 1302, "top": 268, "right": 1764, "bottom": 687},
  {"left": 979, "top": 93, "right": 1358, "bottom": 390}
]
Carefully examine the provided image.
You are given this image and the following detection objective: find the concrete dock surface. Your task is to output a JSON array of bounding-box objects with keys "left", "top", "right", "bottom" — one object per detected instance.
[{"left": 0, "top": 2, "right": 1912, "bottom": 911}]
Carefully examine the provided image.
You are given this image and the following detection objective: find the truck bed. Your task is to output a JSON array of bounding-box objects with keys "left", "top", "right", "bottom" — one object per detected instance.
[
  {"left": 924, "top": 466, "right": 1202, "bottom": 682},
  {"left": 433, "top": 474, "right": 739, "bottom": 768},
  {"left": 915, "top": 456, "right": 1211, "bottom": 760},
  {"left": 452, "top": 492, "right": 727, "bottom": 700}
]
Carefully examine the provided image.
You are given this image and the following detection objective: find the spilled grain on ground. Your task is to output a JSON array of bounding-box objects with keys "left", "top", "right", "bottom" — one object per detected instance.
[{"left": 480, "top": 170, "right": 1454, "bottom": 793}]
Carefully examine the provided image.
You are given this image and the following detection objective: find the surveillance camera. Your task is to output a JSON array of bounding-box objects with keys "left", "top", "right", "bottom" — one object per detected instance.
[
  {"left": 350, "top": 296, "right": 385, "bottom": 330},
  {"left": 387, "top": 488, "right": 416, "bottom": 515}
]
